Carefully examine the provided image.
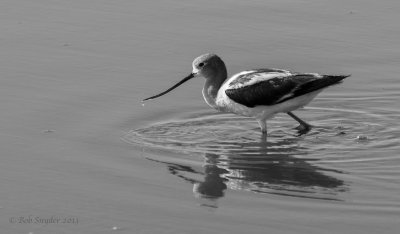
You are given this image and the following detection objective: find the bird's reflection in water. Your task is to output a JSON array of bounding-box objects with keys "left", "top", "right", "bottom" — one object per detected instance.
[{"left": 148, "top": 134, "right": 347, "bottom": 208}]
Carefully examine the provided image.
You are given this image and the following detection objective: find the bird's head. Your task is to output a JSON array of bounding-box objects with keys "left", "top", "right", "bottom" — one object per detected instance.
[{"left": 143, "top": 53, "right": 226, "bottom": 101}]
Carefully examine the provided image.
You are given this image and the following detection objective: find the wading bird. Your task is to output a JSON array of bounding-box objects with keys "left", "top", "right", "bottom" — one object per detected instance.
[{"left": 143, "top": 54, "right": 349, "bottom": 134}]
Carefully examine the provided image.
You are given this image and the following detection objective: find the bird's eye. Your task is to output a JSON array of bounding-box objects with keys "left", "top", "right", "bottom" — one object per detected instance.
[{"left": 198, "top": 62, "right": 205, "bottom": 67}]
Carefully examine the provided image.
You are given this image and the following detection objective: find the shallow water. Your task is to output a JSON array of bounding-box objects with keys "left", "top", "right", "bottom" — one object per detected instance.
[
  {"left": 1, "top": 0, "right": 400, "bottom": 233},
  {"left": 126, "top": 91, "right": 400, "bottom": 203}
]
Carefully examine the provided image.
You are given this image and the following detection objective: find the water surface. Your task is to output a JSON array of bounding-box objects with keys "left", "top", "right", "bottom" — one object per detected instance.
[{"left": 1, "top": 0, "right": 399, "bottom": 233}]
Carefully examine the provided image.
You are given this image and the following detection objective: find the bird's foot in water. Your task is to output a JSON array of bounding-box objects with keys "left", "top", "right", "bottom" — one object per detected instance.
[{"left": 294, "top": 124, "right": 312, "bottom": 135}]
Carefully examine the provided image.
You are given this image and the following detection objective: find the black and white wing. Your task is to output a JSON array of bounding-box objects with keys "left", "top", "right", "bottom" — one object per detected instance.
[{"left": 225, "top": 70, "right": 349, "bottom": 108}]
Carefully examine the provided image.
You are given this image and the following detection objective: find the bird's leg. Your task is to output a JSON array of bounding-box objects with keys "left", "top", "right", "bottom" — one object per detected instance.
[
  {"left": 287, "top": 111, "right": 311, "bottom": 134},
  {"left": 257, "top": 119, "right": 267, "bottom": 134}
]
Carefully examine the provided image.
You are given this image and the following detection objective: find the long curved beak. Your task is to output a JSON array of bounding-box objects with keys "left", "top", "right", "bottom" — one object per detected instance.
[{"left": 143, "top": 73, "right": 195, "bottom": 101}]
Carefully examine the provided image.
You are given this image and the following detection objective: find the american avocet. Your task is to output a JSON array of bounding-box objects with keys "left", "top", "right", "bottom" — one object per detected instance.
[{"left": 143, "top": 53, "right": 349, "bottom": 134}]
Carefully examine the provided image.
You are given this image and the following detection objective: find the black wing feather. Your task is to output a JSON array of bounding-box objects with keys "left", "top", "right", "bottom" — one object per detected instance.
[{"left": 226, "top": 74, "right": 349, "bottom": 108}]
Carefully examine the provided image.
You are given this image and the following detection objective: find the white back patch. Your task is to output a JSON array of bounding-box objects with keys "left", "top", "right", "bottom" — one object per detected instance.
[{"left": 228, "top": 70, "right": 292, "bottom": 90}]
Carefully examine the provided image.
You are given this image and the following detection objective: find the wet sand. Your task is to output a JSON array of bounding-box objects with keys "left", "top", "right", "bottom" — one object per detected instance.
[{"left": 1, "top": 0, "right": 399, "bottom": 233}]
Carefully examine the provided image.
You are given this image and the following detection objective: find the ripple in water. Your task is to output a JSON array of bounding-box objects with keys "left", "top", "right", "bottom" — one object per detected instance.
[{"left": 124, "top": 104, "right": 400, "bottom": 204}]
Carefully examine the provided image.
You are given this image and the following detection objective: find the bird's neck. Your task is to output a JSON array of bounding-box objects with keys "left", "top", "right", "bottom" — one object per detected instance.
[{"left": 202, "top": 68, "right": 227, "bottom": 110}]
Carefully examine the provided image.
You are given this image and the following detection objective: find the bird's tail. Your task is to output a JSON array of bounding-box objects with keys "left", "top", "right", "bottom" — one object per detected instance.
[
  {"left": 324, "top": 74, "right": 351, "bottom": 84},
  {"left": 297, "top": 74, "right": 350, "bottom": 95}
]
